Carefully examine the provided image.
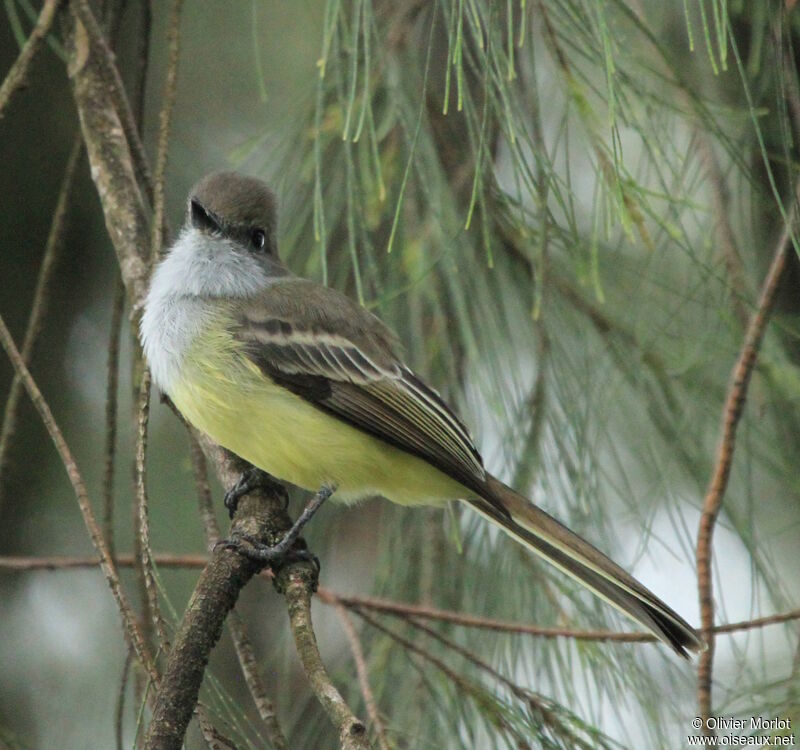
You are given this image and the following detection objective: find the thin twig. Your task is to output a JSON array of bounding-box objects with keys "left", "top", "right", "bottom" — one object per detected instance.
[
  {"left": 69, "top": 0, "right": 154, "bottom": 205},
  {"left": 195, "top": 706, "right": 237, "bottom": 750},
  {"left": 696, "top": 133, "right": 750, "bottom": 329},
  {"left": 324, "top": 590, "right": 799, "bottom": 640},
  {"left": 352, "top": 609, "right": 529, "bottom": 746},
  {"left": 405, "top": 613, "right": 543, "bottom": 699},
  {"left": 709, "top": 609, "right": 800, "bottom": 634},
  {"left": 402, "top": 615, "right": 587, "bottom": 749},
  {"left": 332, "top": 602, "right": 391, "bottom": 750},
  {"left": 2, "top": 553, "right": 798, "bottom": 637},
  {"left": 356, "top": 609, "right": 484, "bottom": 688},
  {"left": 0, "top": 313, "right": 157, "bottom": 683},
  {"left": 102, "top": 275, "right": 125, "bottom": 556},
  {"left": 131, "top": 0, "right": 152, "bottom": 130},
  {"left": 225, "top": 609, "right": 288, "bottom": 749},
  {"left": 537, "top": 0, "right": 651, "bottom": 249},
  {"left": 779, "top": 16, "right": 800, "bottom": 151},
  {"left": 116, "top": 648, "right": 133, "bottom": 750},
  {"left": 135, "top": 369, "right": 169, "bottom": 647},
  {"left": 190, "top": 435, "right": 220, "bottom": 544},
  {"left": 511, "top": 326, "right": 550, "bottom": 491},
  {"left": 131, "top": 346, "right": 156, "bottom": 666},
  {"left": 0, "top": 0, "right": 62, "bottom": 120},
  {"left": 281, "top": 567, "right": 373, "bottom": 750},
  {"left": 0, "top": 134, "right": 81, "bottom": 505},
  {"left": 0, "top": 554, "right": 211, "bottom": 570},
  {"left": 149, "top": 0, "right": 184, "bottom": 261},
  {"left": 695, "top": 187, "right": 799, "bottom": 730},
  {"left": 317, "top": 588, "right": 652, "bottom": 642},
  {"left": 58, "top": 7, "right": 461, "bottom": 743}
]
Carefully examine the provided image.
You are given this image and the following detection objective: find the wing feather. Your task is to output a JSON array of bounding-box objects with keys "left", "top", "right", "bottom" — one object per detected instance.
[{"left": 237, "top": 314, "right": 487, "bottom": 493}]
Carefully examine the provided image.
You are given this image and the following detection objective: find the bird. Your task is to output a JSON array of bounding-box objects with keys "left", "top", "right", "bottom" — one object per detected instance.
[{"left": 140, "top": 171, "right": 702, "bottom": 658}]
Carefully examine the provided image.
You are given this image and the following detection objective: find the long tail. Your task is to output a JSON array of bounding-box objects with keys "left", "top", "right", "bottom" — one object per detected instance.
[{"left": 467, "top": 476, "right": 703, "bottom": 658}]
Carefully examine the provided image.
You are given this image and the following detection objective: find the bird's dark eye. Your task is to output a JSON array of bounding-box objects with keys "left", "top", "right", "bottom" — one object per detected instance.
[{"left": 251, "top": 228, "right": 267, "bottom": 251}]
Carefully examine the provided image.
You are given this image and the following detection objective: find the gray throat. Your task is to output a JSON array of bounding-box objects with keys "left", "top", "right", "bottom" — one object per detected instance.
[{"left": 139, "top": 226, "right": 271, "bottom": 394}]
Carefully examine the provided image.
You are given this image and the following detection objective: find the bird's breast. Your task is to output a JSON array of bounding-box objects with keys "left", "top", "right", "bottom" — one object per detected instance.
[
  {"left": 169, "top": 327, "right": 465, "bottom": 507},
  {"left": 140, "top": 293, "right": 221, "bottom": 395}
]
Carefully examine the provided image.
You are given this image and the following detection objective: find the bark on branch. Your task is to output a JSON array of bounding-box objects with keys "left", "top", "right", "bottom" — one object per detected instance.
[
  {"left": 144, "top": 470, "right": 290, "bottom": 749},
  {"left": 0, "top": 0, "right": 63, "bottom": 120},
  {"left": 695, "top": 184, "right": 799, "bottom": 731},
  {"left": 62, "top": 0, "right": 150, "bottom": 307},
  {"left": 281, "top": 567, "right": 372, "bottom": 750}
]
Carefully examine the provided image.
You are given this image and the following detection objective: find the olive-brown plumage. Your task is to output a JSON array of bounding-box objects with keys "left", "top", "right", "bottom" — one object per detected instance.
[{"left": 141, "top": 171, "right": 703, "bottom": 658}]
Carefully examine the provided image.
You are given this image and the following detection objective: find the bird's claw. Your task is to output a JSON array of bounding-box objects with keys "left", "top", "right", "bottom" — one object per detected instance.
[
  {"left": 223, "top": 467, "right": 287, "bottom": 518},
  {"left": 218, "top": 484, "right": 334, "bottom": 580}
]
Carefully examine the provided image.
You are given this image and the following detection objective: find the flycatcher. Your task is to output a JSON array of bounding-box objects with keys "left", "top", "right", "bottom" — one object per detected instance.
[{"left": 140, "top": 171, "right": 701, "bottom": 657}]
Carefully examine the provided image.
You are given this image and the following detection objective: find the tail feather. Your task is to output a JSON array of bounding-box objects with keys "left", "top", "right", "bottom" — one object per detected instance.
[{"left": 469, "top": 476, "right": 703, "bottom": 658}]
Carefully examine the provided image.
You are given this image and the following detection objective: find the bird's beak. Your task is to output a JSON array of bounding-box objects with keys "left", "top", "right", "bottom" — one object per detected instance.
[{"left": 190, "top": 198, "right": 223, "bottom": 234}]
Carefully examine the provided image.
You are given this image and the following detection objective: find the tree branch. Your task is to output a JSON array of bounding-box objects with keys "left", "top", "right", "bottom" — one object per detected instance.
[
  {"left": 0, "top": 0, "right": 62, "bottom": 120},
  {"left": 149, "top": 0, "right": 183, "bottom": 261},
  {"left": 115, "top": 648, "right": 133, "bottom": 750},
  {"left": 281, "top": 567, "right": 372, "bottom": 750},
  {"left": 2, "top": 553, "right": 799, "bottom": 636},
  {"left": 69, "top": 0, "right": 154, "bottom": 203},
  {"left": 143, "top": 485, "right": 286, "bottom": 749},
  {"left": 400, "top": 614, "right": 589, "bottom": 747},
  {"left": 695, "top": 183, "right": 799, "bottom": 731},
  {"left": 101, "top": 275, "right": 125, "bottom": 556},
  {"left": 353, "top": 609, "right": 532, "bottom": 746},
  {"left": 190, "top": 436, "right": 290, "bottom": 750},
  {"left": 0, "top": 314, "right": 157, "bottom": 684},
  {"left": 62, "top": 0, "right": 150, "bottom": 306},
  {"left": 697, "top": 132, "right": 751, "bottom": 329},
  {"left": 134, "top": 369, "right": 169, "bottom": 648},
  {"left": 332, "top": 602, "right": 391, "bottom": 750},
  {"left": 0, "top": 132, "right": 81, "bottom": 505}
]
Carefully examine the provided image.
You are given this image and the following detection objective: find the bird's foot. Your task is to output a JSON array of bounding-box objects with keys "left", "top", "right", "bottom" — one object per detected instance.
[
  {"left": 218, "top": 484, "right": 334, "bottom": 580},
  {"left": 223, "top": 467, "right": 287, "bottom": 518}
]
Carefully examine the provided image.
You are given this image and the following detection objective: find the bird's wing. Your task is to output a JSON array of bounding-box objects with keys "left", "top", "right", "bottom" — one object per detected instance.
[{"left": 232, "top": 279, "right": 487, "bottom": 494}]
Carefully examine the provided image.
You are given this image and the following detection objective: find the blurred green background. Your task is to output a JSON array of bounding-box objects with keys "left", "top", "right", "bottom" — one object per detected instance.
[{"left": 1, "top": 1, "right": 799, "bottom": 748}]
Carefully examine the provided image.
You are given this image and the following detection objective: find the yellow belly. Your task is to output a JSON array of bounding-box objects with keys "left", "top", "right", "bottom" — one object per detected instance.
[{"left": 170, "top": 332, "right": 466, "bottom": 506}]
